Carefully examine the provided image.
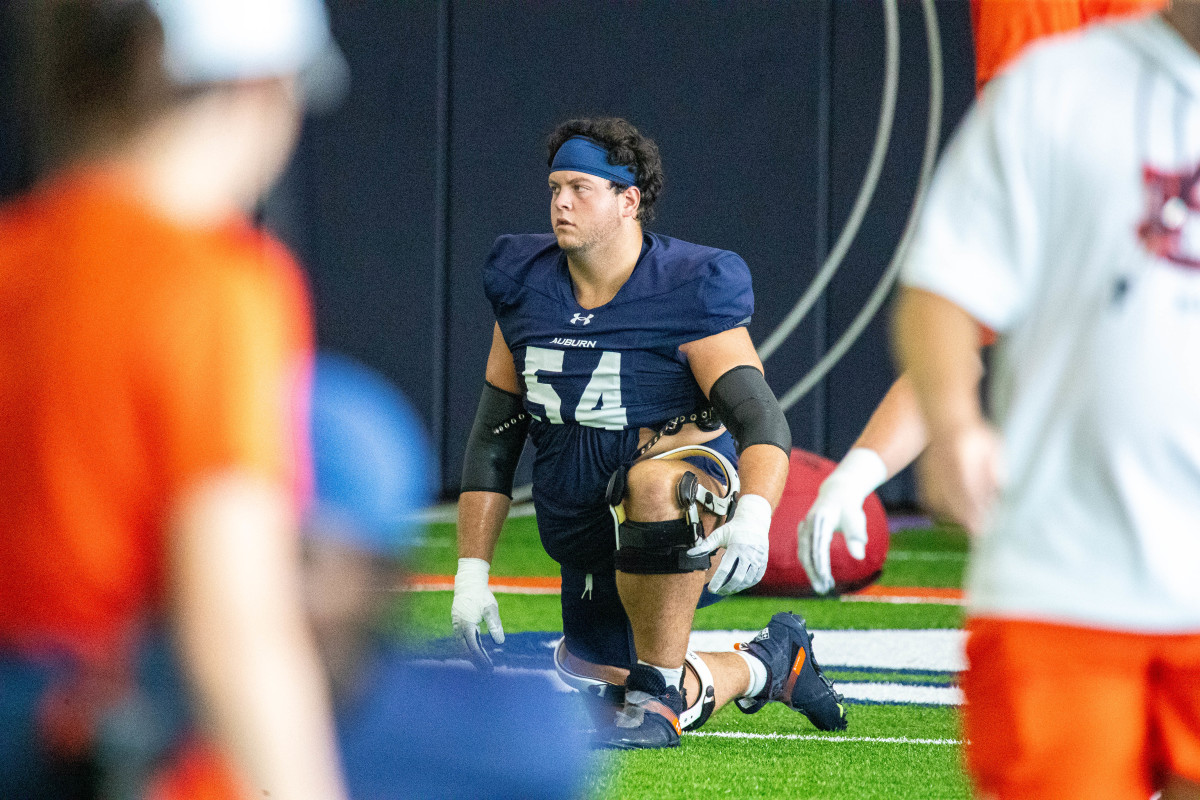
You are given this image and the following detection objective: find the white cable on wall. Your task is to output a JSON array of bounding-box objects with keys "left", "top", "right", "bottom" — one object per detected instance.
[
  {"left": 778, "top": 0, "right": 943, "bottom": 412},
  {"left": 756, "top": 0, "right": 901, "bottom": 363},
  {"left": 497, "top": 0, "right": 937, "bottom": 508}
]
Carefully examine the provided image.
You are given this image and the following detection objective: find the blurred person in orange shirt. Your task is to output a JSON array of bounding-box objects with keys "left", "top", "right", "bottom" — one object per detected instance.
[
  {"left": 797, "top": 0, "right": 1163, "bottom": 597},
  {"left": 0, "top": 2, "right": 349, "bottom": 799}
]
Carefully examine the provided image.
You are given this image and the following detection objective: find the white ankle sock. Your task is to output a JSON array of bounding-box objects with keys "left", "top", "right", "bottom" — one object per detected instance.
[
  {"left": 638, "top": 660, "right": 684, "bottom": 690},
  {"left": 736, "top": 650, "right": 769, "bottom": 698}
]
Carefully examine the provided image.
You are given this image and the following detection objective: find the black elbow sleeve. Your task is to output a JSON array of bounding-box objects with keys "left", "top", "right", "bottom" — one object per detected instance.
[
  {"left": 460, "top": 382, "right": 530, "bottom": 497},
  {"left": 708, "top": 365, "right": 792, "bottom": 455}
]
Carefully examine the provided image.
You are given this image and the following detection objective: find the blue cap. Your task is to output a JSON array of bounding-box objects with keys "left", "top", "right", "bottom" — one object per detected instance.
[
  {"left": 550, "top": 136, "right": 637, "bottom": 186},
  {"left": 309, "top": 352, "right": 434, "bottom": 557}
]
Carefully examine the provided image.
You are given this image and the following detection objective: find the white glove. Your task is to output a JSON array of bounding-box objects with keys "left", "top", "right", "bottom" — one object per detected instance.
[
  {"left": 798, "top": 448, "right": 887, "bottom": 595},
  {"left": 687, "top": 493, "right": 772, "bottom": 595},
  {"left": 451, "top": 558, "right": 505, "bottom": 671}
]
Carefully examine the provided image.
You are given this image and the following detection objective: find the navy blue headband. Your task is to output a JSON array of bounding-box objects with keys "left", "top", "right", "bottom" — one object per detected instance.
[{"left": 550, "top": 136, "right": 637, "bottom": 186}]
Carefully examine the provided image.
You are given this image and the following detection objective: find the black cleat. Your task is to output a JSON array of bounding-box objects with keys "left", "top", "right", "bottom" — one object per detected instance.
[
  {"left": 735, "top": 612, "right": 848, "bottom": 731},
  {"left": 578, "top": 682, "right": 625, "bottom": 732},
  {"left": 597, "top": 664, "right": 684, "bottom": 750}
]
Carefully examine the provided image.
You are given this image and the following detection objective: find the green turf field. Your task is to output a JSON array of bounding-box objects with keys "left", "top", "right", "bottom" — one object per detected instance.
[{"left": 404, "top": 514, "right": 973, "bottom": 800}]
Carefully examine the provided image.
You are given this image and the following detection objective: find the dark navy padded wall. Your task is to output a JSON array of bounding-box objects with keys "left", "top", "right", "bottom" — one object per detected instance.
[
  {"left": 444, "top": 1, "right": 832, "bottom": 497},
  {"left": 268, "top": 4, "right": 447, "bottom": 489},
  {"left": 0, "top": 2, "right": 979, "bottom": 504},
  {"left": 823, "top": 1, "right": 975, "bottom": 505},
  {"left": 0, "top": 8, "right": 36, "bottom": 201}
]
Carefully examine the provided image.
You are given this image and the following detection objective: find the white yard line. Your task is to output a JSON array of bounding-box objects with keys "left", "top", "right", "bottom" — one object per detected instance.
[
  {"left": 688, "top": 731, "right": 961, "bottom": 745},
  {"left": 411, "top": 665, "right": 962, "bottom": 706},
  {"left": 421, "top": 501, "right": 536, "bottom": 524},
  {"left": 419, "top": 630, "right": 966, "bottom": 672},
  {"left": 688, "top": 629, "right": 967, "bottom": 672},
  {"left": 406, "top": 581, "right": 559, "bottom": 595},
  {"left": 886, "top": 551, "right": 967, "bottom": 561}
]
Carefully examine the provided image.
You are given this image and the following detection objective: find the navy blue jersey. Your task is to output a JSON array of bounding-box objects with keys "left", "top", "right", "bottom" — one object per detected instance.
[{"left": 484, "top": 232, "right": 753, "bottom": 565}]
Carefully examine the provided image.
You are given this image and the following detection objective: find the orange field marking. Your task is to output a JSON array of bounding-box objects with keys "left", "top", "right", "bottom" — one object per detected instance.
[
  {"left": 842, "top": 585, "right": 964, "bottom": 605},
  {"left": 406, "top": 573, "right": 562, "bottom": 595}
]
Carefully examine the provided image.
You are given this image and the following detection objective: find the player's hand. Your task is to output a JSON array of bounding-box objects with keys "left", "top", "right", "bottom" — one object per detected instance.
[
  {"left": 919, "top": 421, "right": 1005, "bottom": 536},
  {"left": 687, "top": 493, "right": 772, "bottom": 595},
  {"left": 451, "top": 557, "right": 505, "bottom": 672},
  {"left": 798, "top": 448, "right": 887, "bottom": 595},
  {"left": 798, "top": 499, "right": 866, "bottom": 597}
]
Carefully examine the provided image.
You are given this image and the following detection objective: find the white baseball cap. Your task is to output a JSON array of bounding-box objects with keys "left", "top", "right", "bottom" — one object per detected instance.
[{"left": 149, "top": 0, "right": 348, "bottom": 108}]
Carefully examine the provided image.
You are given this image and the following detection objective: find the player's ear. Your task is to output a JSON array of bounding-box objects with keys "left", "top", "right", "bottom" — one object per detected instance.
[{"left": 621, "top": 185, "right": 641, "bottom": 220}]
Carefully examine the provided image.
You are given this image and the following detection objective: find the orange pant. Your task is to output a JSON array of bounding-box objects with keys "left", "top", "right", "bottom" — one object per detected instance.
[{"left": 962, "top": 617, "right": 1200, "bottom": 800}]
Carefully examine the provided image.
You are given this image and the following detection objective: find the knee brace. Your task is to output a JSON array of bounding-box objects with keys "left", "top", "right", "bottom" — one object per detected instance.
[{"left": 607, "top": 445, "right": 740, "bottom": 575}]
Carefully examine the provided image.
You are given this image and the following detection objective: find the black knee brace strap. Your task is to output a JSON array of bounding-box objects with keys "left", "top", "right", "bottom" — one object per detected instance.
[
  {"left": 607, "top": 444, "right": 739, "bottom": 575},
  {"left": 613, "top": 518, "right": 712, "bottom": 575}
]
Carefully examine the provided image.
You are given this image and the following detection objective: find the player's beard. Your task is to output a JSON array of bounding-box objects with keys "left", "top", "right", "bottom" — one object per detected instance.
[{"left": 557, "top": 207, "right": 624, "bottom": 258}]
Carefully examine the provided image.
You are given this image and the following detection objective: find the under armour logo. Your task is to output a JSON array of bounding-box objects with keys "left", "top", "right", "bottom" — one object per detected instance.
[{"left": 570, "top": 313, "right": 594, "bottom": 325}]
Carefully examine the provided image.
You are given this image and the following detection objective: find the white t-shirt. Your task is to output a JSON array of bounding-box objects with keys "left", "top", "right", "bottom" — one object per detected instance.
[{"left": 901, "top": 14, "right": 1200, "bottom": 632}]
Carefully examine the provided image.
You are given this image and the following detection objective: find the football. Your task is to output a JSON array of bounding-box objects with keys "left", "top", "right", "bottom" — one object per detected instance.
[{"left": 751, "top": 448, "right": 889, "bottom": 597}]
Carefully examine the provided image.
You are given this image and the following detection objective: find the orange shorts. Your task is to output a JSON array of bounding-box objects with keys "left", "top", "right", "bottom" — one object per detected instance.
[{"left": 962, "top": 618, "right": 1200, "bottom": 800}]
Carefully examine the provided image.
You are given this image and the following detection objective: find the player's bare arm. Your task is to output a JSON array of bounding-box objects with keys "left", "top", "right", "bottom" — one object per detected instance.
[
  {"left": 796, "top": 371, "right": 927, "bottom": 593},
  {"left": 457, "top": 322, "right": 520, "bottom": 561},
  {"left": 799, "top": 333, "right": 996, "bottom": 592},
  {"left": 452, "top": 322, "right": 526, "bottom": 669},
  {"left": 893, "top": 287, "right": 1001, "bottom": 536},
  {"left": 676, "top": 325, "right": 789, "bottom": 601},
  {"left": 678, "top": 325, "right": 788, "bottom": 510},
  {"left": 171, "top": 475, "right": 347, "bottom": 800},
  {"left": 851, "top": 372, "right": 929, "bottom": 477}
]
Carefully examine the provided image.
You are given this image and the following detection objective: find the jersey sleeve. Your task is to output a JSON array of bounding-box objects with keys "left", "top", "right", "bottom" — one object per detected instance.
[
  {"left": 681, "top": 251, "right": 754, "bottom": 342},
  {"left": 140, "top": 233, "right": 314, "bottom": 507},
  {"left": 482, "top": 236, "right": 518, "bottom": 314},
  {"left": 899, "top": 58, "right": 1047, "bottom": 334}
]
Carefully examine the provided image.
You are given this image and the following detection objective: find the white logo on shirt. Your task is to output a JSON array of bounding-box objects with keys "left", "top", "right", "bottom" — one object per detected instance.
[{"left": 570, "top": 313, "right": 594, "bottom": 325}]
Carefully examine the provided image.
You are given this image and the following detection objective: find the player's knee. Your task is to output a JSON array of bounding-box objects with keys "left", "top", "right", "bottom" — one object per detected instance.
[
  {"left": 624, "top": 460, "right": 687, "bottom": 521},
  {"left": 608, "top": 448, "right": 736, "bottom": 576},
  {"left": 610, "top": 462, "right": 709, "bottom": 576}
]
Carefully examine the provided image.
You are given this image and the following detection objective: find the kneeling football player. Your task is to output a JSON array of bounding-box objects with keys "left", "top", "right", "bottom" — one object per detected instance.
[{"left": 451, "top": 117, "right": 847, "bottom": 748}]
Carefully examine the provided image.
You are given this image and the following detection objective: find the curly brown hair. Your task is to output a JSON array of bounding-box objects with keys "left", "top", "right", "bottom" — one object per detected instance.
[{"left": 547, "top": 117, "right": 664, "bottom": 225}]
